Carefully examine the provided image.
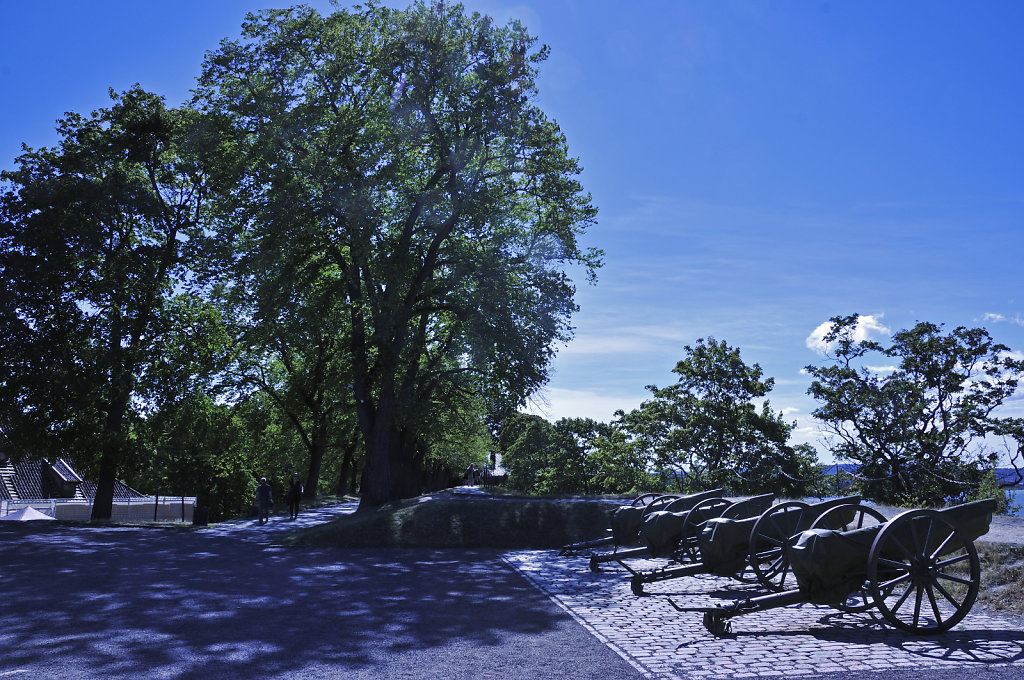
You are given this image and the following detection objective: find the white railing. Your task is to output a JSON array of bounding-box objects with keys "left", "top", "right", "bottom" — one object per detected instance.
[{"left": 1, "top": 496, "right": 197, "bottom": 522}]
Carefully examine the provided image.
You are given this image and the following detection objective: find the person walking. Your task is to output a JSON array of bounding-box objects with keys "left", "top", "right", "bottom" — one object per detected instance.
[
  {"left": 256, "top": 477, "right": 274, "bottom": 525},
  {"left": 286, "top": 472, "right": 304, "bottom": 520}
]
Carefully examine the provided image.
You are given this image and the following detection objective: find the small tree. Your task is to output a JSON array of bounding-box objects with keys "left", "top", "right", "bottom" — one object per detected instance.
[
  {"left": 805, "top": 315, "right": 1024, "bottom": 507},
  {"left": 621, "top": 338, "right": 796, "bottom": 493}
]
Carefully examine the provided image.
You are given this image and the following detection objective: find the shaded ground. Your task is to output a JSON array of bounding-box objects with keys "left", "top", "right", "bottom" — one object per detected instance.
[{"left": 0, "top": 509, "right": 644, "bottom": 680}]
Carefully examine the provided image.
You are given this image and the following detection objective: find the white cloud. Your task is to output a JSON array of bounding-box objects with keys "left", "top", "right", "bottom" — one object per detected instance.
[
  {"left": 560, "top": 323, "right": 691, "bottom": 356},
  {"left": 523, "top": 387, "right": 643, "bottom": 423},
  {"left": 805, "top": 314, "right": 890, "bottom": 355},
  {"left": 865, "top": 365, "right": 897, "bottom": 373},
  {"left": 983, "top": 312, "right": 1006, "bottom": 323}
]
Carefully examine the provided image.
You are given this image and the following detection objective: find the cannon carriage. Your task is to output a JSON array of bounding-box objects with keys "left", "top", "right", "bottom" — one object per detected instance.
[
  {"left": 588, "top": 493, "right": 775, "bottom": 572},
  {"left": 630, "top": 495, "right": 863, "bottom": 595},
  {"left": 558, "top": 492, "right": 673, "bottom": 556},
  {"left": 673, "top": 499, "right": 997, "bottom": 636},
  {"left": 565, "top": 489, "right": 724, "bottom": 557}
]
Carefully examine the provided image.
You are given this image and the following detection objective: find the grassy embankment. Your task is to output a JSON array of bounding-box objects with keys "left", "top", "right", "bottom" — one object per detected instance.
[{"left": 283, "top": 491, "right": 1024, "bottom": 616}]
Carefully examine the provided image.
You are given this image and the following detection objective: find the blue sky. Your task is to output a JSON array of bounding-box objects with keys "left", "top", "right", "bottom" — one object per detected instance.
[{"left": 3, "top": 1, "right": 1023, "bottom": 462}]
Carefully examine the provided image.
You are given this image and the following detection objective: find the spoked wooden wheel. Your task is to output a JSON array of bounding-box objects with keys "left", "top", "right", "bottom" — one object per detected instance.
[
  {"left": 867, "top": 509, "right": 981, "bottom": 633},
  {"left": 641, "top": 495, "right": 681, "bottom": 516},
  {"left": 810, "top": 504, "right": 887, "bottom": 613},
  {"left": 747, "top": 501, "right": 810, "bottom": 591},
  {"left": 810, "top": 503, "right": 887, "bottom": 532},
  {"left": 630, "top": 492, "right": 663, "bottom": 507},
  {"left": 675, "top": 497, "right": 730, "bottom": 563}
]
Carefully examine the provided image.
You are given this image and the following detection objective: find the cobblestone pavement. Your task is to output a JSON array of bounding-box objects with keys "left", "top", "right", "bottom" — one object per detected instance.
[{"left": 504, "top": 551, "right": 1024, "bottom": 680}]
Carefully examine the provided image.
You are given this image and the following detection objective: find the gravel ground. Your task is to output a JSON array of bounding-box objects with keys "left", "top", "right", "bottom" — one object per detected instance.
[
  {"left": 979, "top": 513, "right": 1024, "bottom": 545},
  {"left": 857, "top": 502, "right": 1024, "bottom": 545}
]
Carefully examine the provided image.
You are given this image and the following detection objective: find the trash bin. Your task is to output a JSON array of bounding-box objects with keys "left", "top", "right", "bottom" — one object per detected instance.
[{"left": 192, "top": 506, "right": 210, "bottom": 527}]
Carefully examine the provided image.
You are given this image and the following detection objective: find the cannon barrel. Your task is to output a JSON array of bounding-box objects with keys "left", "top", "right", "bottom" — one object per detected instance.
[
  {"left": 701, "top": 495, "right": 862, "bottom": 578},
  {"left": 608, "top": 489, "right": 722, "bottom": 545},
  {"left": 789, "top": 498, "right": 996, "bottom": 607}
]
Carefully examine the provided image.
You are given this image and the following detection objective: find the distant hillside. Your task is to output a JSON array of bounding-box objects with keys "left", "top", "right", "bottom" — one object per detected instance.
[{"left": 821, "top": 463, "right": 1023, "bottom": 489}]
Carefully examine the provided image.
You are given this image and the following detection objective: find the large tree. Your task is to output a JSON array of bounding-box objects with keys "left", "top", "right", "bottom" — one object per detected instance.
[
  {"left": 0, "top": 87, "right": 215, "bottom": 519},
  {"left": 806, "top": 315, "right": 1024, "bottom": 506},
  {"left": 196, "top": 2, "right": 599, "bottom": 508}
]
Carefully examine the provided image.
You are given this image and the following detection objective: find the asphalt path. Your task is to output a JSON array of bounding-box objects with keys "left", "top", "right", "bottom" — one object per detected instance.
[{"left": 0, "top": 504, "right": 645, "bottom": 680}]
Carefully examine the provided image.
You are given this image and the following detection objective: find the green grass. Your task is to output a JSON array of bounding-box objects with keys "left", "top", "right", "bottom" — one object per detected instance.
[
  {"left": 282, "top": 492, "right": 616, "bottom": 549},
  {"left": 978, "top": 542, "right": 1024, "bottom": 614}
]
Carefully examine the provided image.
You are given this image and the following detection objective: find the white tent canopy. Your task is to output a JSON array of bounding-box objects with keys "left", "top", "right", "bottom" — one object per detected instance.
[{"left": 0, "top": 507, "right": 56, "bottom": 521}]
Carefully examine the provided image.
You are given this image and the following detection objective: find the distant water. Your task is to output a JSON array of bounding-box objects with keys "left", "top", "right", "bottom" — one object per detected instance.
[{"left": 1009, "top": 489, "right": 1024, "bottom": 517}]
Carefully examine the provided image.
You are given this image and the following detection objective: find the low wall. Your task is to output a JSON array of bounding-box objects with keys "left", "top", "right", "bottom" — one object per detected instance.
[{"left": 1, "top": 497, "right": 196, "bottom": 522}]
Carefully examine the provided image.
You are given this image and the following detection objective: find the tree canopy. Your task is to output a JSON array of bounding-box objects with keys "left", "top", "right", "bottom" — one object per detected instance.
[
  {"left": 621, "top": 338, "right": 811, "bottom": 494},
  {"left": 806, "top": 314, "right": 1024, "bottom": 506},
  {"left": 0, "top": 87, "right": 218, "bottom": 519},
  {"left": 193, "top": 1, "right": 599, "bottom": 508}
]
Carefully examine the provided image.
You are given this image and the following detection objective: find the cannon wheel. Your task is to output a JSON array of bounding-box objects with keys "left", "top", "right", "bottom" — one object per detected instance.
[
  {"left": 675, "top": 497, "right": 730, "bottom": 563},
  {"left": 809, "top": 503, "right": 888, "bottom": 532},
  {"left": 747, "top": 501, "right": 810, "bottom": 591},
  {"left": 810, "top": 504, "right": 888, "bottom": 613},
  {"left": 866, "top": 509, "right": 981, "bottom": 633},
  {"left": 641, "top": 495, "right": 681, "bottom": 517},
  {"left": 630, "top": 492, "right": 663, "bottom": 507}
]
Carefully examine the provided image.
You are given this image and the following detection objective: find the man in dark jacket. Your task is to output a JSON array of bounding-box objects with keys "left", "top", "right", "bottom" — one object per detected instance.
[
  {"left": 286, "top": 472, "right": 304, "bottom": 519},
  {"left": 256, "top": 477, "right": 273, "bottom": 525}
]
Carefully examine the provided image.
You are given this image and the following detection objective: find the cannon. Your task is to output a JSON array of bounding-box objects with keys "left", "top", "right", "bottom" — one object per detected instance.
[
  {"left": 630, "top": 495, "right": 863, "bottom": 595},
  {"left": 588, "top": 493, "right": 775, "bottom": 572},
  {"left": 673, "top": 499, "right": 996, "bottom": 636},
  {"left": 559, "top": 493, "right": 668, "bottom": 556},
  {"left": 582, "top": 489, "right": 724, "bottom": 567}
]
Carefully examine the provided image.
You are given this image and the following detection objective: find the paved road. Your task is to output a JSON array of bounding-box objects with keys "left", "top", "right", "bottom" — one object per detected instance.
[{"left": 0, "top": 503, "right": 644, "bottom": 680}]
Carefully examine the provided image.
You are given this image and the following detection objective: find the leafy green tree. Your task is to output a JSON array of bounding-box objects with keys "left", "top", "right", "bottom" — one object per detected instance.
[
  {"left": 0, "top": 87, "right": 215, "bottom": 519},
  {"left": 195, "top": 2, "right": 599, "bottom": 508},
  {"left": 586, "top": 417, "right": 657, "bottom": 494},
  {"left": 221, "top": 260, "right": 357, "bottom": 501},
  {"left": 806, "top": 315, "right": 1024, "bottom": 506},
  {"left": 499, "top": 413, "right": 653, "bottom": 495},
  {"left": 499, "top": 413, "right": 558, "bottom": 493},
  {"left": 621, "top": 338, "right": 795, "bottom": 493},
  {"left": 134, "top": 393, "right": 255, "bottom": 521}
]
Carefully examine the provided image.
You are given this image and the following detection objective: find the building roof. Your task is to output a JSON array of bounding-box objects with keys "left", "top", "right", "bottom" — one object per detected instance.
[
  {"left": 79, "top": 479, "right": 147, "bottom": 501},
  {"left": 0, "top": 457, "right": 146, "bottom": 502}
]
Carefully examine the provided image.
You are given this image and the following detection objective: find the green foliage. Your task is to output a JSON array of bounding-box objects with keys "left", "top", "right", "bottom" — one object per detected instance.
[
  {"left": 620, "top": 338, "right": 796, "bottom": 494},
  {"left": 806, "top": 314, "right": 1024, "bottom": 507},
  {"left": 195, "top": 1, "right": 599, "bottom": 508},
  {"left": 0, "top": 86, "right": 217, "bottom": 518},
  {"left": 499, "top": 413, "right": 656, "bottom": 495}
]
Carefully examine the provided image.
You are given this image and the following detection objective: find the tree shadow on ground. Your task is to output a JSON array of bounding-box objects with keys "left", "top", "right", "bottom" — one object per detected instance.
[{"left": 0, "top": 522, "right": 632, "bottom": 679}]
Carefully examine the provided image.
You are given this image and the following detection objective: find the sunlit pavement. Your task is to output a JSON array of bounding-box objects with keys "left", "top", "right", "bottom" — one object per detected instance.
[{"left": 197, "top": 499, "right": 361, "bottom": 541}]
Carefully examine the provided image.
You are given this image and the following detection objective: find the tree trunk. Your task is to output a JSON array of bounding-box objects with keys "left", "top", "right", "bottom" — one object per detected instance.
[
  {"left": 90, "top": 395, "right": 128, "bottom": 521},
  {"left": 304, "top": 425, "right": 327, "bottom": 501},
  {"left": 358, "top": 399, "right": 395, "bottom": 510}
]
